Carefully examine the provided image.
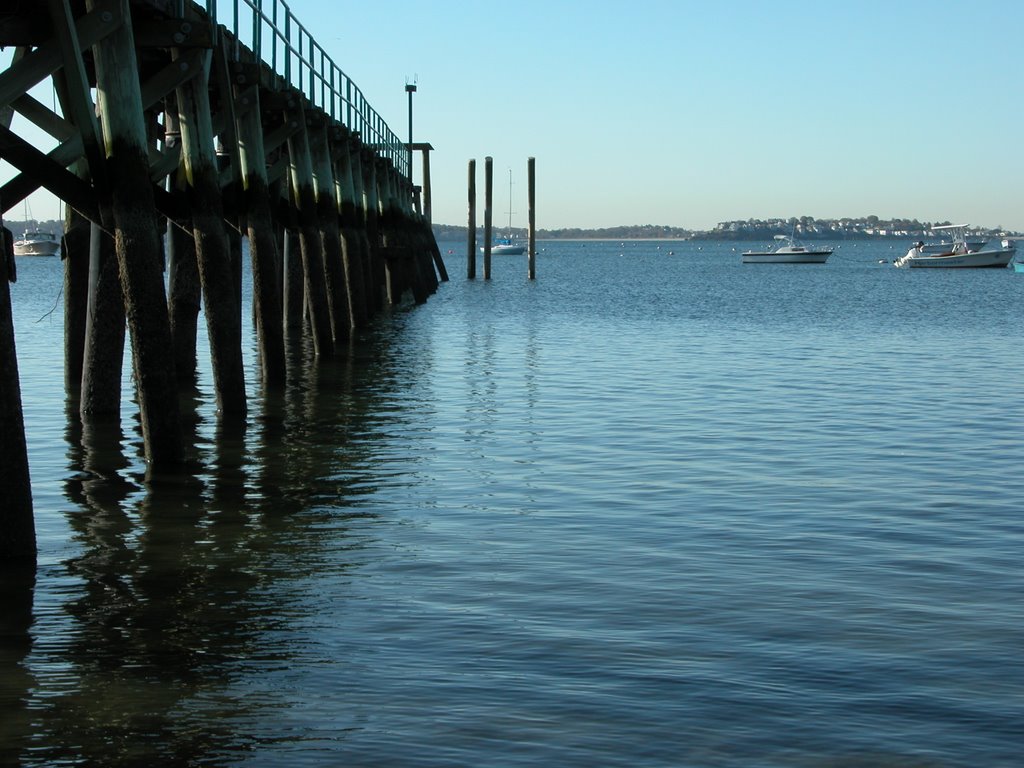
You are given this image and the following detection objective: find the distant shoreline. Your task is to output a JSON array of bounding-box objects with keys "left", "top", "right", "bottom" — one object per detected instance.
[{"left": 434, "top": 221, "right": 1019, "bottom": 242}]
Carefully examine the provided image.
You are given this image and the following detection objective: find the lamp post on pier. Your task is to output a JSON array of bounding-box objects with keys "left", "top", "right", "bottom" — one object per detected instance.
[{"left": 405, "top": 81, "right": 416, "bottom": 181}]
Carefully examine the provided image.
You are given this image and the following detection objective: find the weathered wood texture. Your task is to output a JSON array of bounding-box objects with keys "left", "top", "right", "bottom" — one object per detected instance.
[
  {"left": 0, "top": 0, "right": 445, "bottom": 546},
  {"left": 89, "top": 0, "right": 184, "bottom": 466},
  {"left": 0, "top": 225, "right": 35, "bottom": 562}
]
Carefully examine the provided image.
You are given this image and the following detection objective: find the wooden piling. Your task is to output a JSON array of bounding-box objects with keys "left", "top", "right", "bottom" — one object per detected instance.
[
  {"left": 61, "top": 206, "right": 90, "bottom": 399},
  {"left": 166, "top": 206, "right": 201, "bottom": 383},
  {"left": 286, "top": 102, "right": 333, "bottom": 356},
  {"left": 233, "top": 77, "right": 286, "bottom": 382},
  {"left": 80, "top": 221, "right": 125, "bottom": 417},
  {"left": 379, "top": 163, "right": 407, "bottom": 305},
  {"left": 0, "top": 223, "right": 35, "bottom": 562},
  {"left": 174, "top": 49, "right": 247, "bottom": 415},
  {"left": 334, "top": 132, "right": 369, "bottom": 329},
  {"left": 467, "top": 159, "right": 476, "bottom": 279},
  {"left": 361, "top": 149, "right": 384, "bottom": 314},
  {"left": 88, "top": 0, "right": 183, "bottom": 466},
  {"left": 282, "top": 228, "right": 305, "bottom": 340},
  {"left": 528, "top": 156, "right": 536, "bottom": 280},
  {"left": 483, "top": 156, "right": 493, "bottom": 279},
  {"left": 420, "top": 145, "right": 433, "bottom": 225},
  {"left": 310, "top": 124, "right": 350, "bottom": 344},
  {"left": 347, "top": 143, "right": 375, "bottom": 320}
]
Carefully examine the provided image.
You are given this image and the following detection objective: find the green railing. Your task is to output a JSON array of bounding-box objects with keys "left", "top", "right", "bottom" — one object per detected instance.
[{"left": 201, "top": 0, "right": 408, "bottom": 178}]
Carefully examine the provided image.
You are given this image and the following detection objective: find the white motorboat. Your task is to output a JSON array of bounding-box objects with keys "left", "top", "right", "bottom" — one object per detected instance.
[
  {"left": 741, "top": 235, "right": 832, "bottom": 264},
  {"left": 893, "top": 225, "right": 1014, "bottom": 268},
  {"left": 13, "top": 228, "right": 60, "bottom": 257},
  {"left": 919, "top": 238, "right": 987, "bottom": 254}
]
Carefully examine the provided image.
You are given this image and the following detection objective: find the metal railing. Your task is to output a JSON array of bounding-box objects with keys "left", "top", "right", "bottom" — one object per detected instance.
[{"left": 201, "top": 0, "right": 408, "bottom": 178}]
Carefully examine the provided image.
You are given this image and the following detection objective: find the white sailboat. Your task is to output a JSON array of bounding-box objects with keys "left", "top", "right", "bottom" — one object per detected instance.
[{"left": 483, "top": 169, "right": 525, "bottom": 255}]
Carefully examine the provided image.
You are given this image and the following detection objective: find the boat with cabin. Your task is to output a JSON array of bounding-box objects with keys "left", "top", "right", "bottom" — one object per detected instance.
[
  {"left": 741, "top": 235, "right": 832, "bottom": 264},
  {"left": 13, "top": 228, "right": 60, "bottom": 257},
  {"left": 893, "top": 225, "right": 1014, "bottom": 268}
]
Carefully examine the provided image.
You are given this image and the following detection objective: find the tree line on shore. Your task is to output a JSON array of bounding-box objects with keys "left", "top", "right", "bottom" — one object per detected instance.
[{"left": 434, "top": 216, "right": 1016, "bottom": 241}]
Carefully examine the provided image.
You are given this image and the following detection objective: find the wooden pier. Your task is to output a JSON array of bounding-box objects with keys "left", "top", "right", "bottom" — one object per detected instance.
[{"left": 0, "top": 0, "right": 445, "bottom": 563}]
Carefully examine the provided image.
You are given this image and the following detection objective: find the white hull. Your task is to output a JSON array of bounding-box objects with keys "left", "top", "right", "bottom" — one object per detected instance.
[
  {"left": 741, "top": 249, "right": 831, "bottom": 264},
  {"left": 742, "top": 235, "right": 832, "bottom": 264},
  {"left": 490, "top": 244, "right": 525, "bottom": 255},
  {"left": 13, "top": 235, "right": 60, "bottom": 257},
  {"left": 894, "top": 246, "right": 1014, "bottom": 269}
]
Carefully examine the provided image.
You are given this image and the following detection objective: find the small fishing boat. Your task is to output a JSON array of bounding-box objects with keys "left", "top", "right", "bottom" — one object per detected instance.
[
  {"left": 741, "top": 235, "right": 832, "bottom": 264},
  {"left": 919, "top": 237, "right": 988, "bottom": 254},
  {"left": 13, "top": 228, "right": 60, "bottom": 257},
  {"left": 893, "top": 225, "right": 1014, "bottom": 268}
]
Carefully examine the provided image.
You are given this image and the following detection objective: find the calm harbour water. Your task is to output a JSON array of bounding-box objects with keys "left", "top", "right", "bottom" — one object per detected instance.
[{"left": 3, "top": 239, "right": 1023, "bottom": 767}]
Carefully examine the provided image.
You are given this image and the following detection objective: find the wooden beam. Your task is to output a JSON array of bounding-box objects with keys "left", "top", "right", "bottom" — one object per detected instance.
[
  {"left": 0, "top": 125, "right": 98, "bottom": 219},
  {"left": 46, "top": 0, "right": 109, "bottom": 199},
  {"left": 0, "top": 0, "right": 121, "bottom": 109}
]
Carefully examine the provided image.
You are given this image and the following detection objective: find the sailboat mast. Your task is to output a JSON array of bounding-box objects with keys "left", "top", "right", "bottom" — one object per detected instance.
[{"left": 507, "top": 168, "right": 513, "bottom": 236}]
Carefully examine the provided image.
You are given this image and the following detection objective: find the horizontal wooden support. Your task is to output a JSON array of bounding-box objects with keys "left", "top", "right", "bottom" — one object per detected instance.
[
  {"left": 0, "top": 124, "right": 98, "bottom": 219},
  {"left": 133, "top": 18, "right": 213, "bottom": 48},
  {"left": 0, "top": 0, "right": 121, "bottom": 107}
]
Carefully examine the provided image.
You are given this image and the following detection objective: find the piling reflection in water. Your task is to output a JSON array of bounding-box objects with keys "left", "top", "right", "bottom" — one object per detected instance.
[
  {"left": 15, "top": 327, "right": 412, "bottom": 765},
  {"left": 0, "top": 563, "right": 35, "bottom": 767}
]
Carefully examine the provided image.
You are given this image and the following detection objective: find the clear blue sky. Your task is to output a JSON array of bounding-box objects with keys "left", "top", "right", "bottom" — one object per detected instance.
[{"left": 4, "top": 0, "right": 1022, "bottom": 232}]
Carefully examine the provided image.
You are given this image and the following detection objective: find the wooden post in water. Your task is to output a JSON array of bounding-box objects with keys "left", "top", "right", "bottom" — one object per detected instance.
[
  {"left": 175, "top": 50, "right": 247, "bottom": 415},
  {"left": 467, "top": 159, "right": 476, "bottom": 279},
  {"left": 166, "top": 214, "right": 202, "bottom": 386},
  {"left": 421, "top": 146, "right": 433, "bottom": 225},
  {"left": 80, "top": 221, "right": 125, "bottom": 417},
  {"left": 282, "top": 228, "right": 304, "bottom": 340},
  {"left": 310, "top": 124, "right": 350, "bottom": 344},
  {"left": 61, "top": 205, "right": 90, "bottom": 400},
  {"left": 164, "top": 105, "right": 201, "bottom": 385},
  {"left": 334, "top": 131, "right": 368, "bottom": 329},
  {"left": 414, "top": 142, "right": 447, "bottom": 283},
  {"left": 88, "top": 0, "right": 183, "bottom": 467},
  {"left": 361, "top": 149, "right": 384, "bottom": 314},
  {"left": 528, "top": 157, "right": 537, "bottom": 280},
  {"left": 483, "top": 156, "right": 493, "bottom": 280},
  {"left": 286, "top": 102, "right": 333, "bottom": 356},
  {"left": 234, "top": 77, "right": 286, "bottom": 384},
  {"left": 0, "top": 223, "right": 35, "bottom": 563},
  {"left": 349, "top": 144, "right": 376, "bottom": 318}
]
